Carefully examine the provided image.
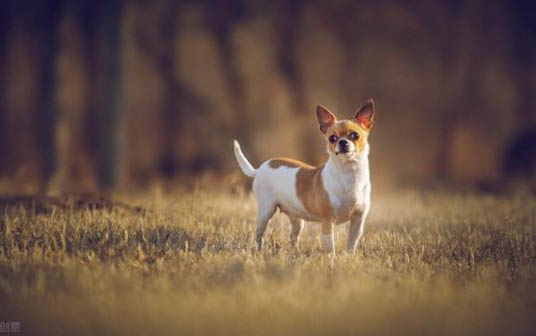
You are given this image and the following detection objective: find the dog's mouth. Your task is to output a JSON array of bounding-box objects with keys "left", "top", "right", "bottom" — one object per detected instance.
[{"left": 335, "top": 149, "right": 352, "bottom": 155}]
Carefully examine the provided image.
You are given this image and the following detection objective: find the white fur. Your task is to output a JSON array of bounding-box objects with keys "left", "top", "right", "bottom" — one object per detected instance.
[
  {"left": 233, "top": 137, "right": 371, "bottom": 253},
  {"left": 322, "top": 143, "right": 371, "bottom": 224},
  {"left": 253, "top": 163, "right": 309, "bottom": 218},
  {"left": 233, "top": 140, "right": 256, "bottom": 177}
]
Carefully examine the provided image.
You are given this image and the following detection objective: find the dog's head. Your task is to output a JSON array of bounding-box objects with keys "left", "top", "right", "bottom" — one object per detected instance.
[{"left": 316, "top": 99, "right": 375, "bottom": 161}]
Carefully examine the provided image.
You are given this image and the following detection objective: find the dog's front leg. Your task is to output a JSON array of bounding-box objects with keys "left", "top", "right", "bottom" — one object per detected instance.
[
  {"left": 347, "top": 210, "right": 367, "bottom": 252},
  {"left": 321, "top": 220, "right": 335, "bottom": 254}
]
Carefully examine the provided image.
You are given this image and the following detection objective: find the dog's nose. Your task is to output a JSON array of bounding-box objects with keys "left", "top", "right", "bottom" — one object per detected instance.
[{"left": 338, "top": 139, "right": 349, "bottom": 153}]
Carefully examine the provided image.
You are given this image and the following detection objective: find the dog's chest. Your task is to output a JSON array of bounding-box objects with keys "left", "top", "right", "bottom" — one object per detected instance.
[{"left": 323, "top": 167, "right": 369, "bottom": 223}]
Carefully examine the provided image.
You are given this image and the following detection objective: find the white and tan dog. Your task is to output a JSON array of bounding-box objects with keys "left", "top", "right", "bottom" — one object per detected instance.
[{"left": 233, "top": 99, "right": 375, "bottom": 254}]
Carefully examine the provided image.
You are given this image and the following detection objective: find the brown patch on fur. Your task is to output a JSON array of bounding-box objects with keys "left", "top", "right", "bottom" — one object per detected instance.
[
  {"left": 268, "top": 158, "right": 314, "bottom": 169},
  {"left": 268, "top": 158, "right": 332, "bottom": 221},
  {"left": 296, "top": 165, "right": 333, "bottom": 220}
]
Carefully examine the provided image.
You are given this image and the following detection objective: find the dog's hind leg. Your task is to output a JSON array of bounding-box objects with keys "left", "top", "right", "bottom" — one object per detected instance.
[
  {"left": 256, "top": 199, "right": 276, "bottom": 250},
  {"left": 289, "top": 217, "right": 304, "bottom": 248}
]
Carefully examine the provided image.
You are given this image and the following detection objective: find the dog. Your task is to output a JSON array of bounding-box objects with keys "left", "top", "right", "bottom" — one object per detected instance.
[{"left": 233, "top": 99, "right": 375, "bottom": 254}]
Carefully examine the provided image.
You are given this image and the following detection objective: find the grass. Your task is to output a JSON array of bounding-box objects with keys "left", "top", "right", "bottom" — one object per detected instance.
[{"left": 0, "top": 186, "right": 535, "bottom": 335}]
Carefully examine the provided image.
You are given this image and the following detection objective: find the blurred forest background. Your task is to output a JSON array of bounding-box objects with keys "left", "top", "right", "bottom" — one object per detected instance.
[{"left": 0, "top": 0, "right": 535, "bottom": 194}]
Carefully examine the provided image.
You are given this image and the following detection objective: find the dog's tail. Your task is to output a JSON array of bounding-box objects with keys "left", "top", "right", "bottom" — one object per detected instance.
[{"left": 233, "top": 140, "right": 256, "bottom": 178}]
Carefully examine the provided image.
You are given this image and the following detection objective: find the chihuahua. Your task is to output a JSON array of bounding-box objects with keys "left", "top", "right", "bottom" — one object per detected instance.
[{"left": 233, "top": 99, "right": 375, "bottom": 254}]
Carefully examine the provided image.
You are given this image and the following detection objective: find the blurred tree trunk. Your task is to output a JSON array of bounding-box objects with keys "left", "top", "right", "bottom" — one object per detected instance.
[
  {"left": 434, "top": 0, "right": 467, "bottom": 180},
  {"left": 0, "top": 2, "right": 13, "bottom": 176},
  {"left": 435, "top": 1, "right": 491, "bottom": 182},
  {"left": 275, "top": 0, "right": 312, "bottom": 161},
  {"left": 32, "top": 0, "right": 63, "bottom": 192},
  {"left": 79, "top": 2, "right": 99, "bottom": 188},
  {"left": 326, "top": 3, "right": 364, "bottom": 114},
  {"left": 79, "top": 0, "right": 124, "bottom": 191},
  {"left": 203, "top": 1, "right": 249, "bottom": 154},
  {"left": 502, "top": 2, "right": 536, "bottom": 178},
  {"left": 276, "top": 0, "right": 304, "bottom": 114},
  {"left": 510, "top": 1, "right": 536, "bottom": 127},
  {"left": 157, "top": 2, "right": 182, "bottom": 178},
  {"left": 94, "top": 0, "right": 124, "bottom": 190},
  {"left": 133, "top": 2, "right": 185, "bottom": 179}
]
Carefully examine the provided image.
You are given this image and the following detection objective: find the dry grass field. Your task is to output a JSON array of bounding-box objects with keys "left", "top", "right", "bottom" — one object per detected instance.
[{"left": 1, "top": 186, "right": 535, "bottom": 335}]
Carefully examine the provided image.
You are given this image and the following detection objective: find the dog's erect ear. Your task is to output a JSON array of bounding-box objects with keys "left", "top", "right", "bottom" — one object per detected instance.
[
  {"left": 355, "top": 98, "right": 375, "bottom": 129},
  {"left": 316, "top": 105, "right": 337, "bottom": 133}
]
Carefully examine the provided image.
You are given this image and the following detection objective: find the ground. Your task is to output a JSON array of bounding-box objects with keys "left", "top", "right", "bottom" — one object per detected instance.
[{"left": 0, "top": 186, "right": 535, "bottom": 335}]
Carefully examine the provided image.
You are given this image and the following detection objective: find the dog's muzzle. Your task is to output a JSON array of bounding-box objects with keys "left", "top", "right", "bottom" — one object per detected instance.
[{"left": 336, "top": 139, "right": 350, "bottom": 154}]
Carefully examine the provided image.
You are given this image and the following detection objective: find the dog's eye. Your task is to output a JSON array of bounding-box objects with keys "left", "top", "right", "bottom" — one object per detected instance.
[
  {"left": 329, "top": 135, "right": 338, "bottom": 143},
  {"left": 349, "top": 132, "right": 359, "bottom": 141}
]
